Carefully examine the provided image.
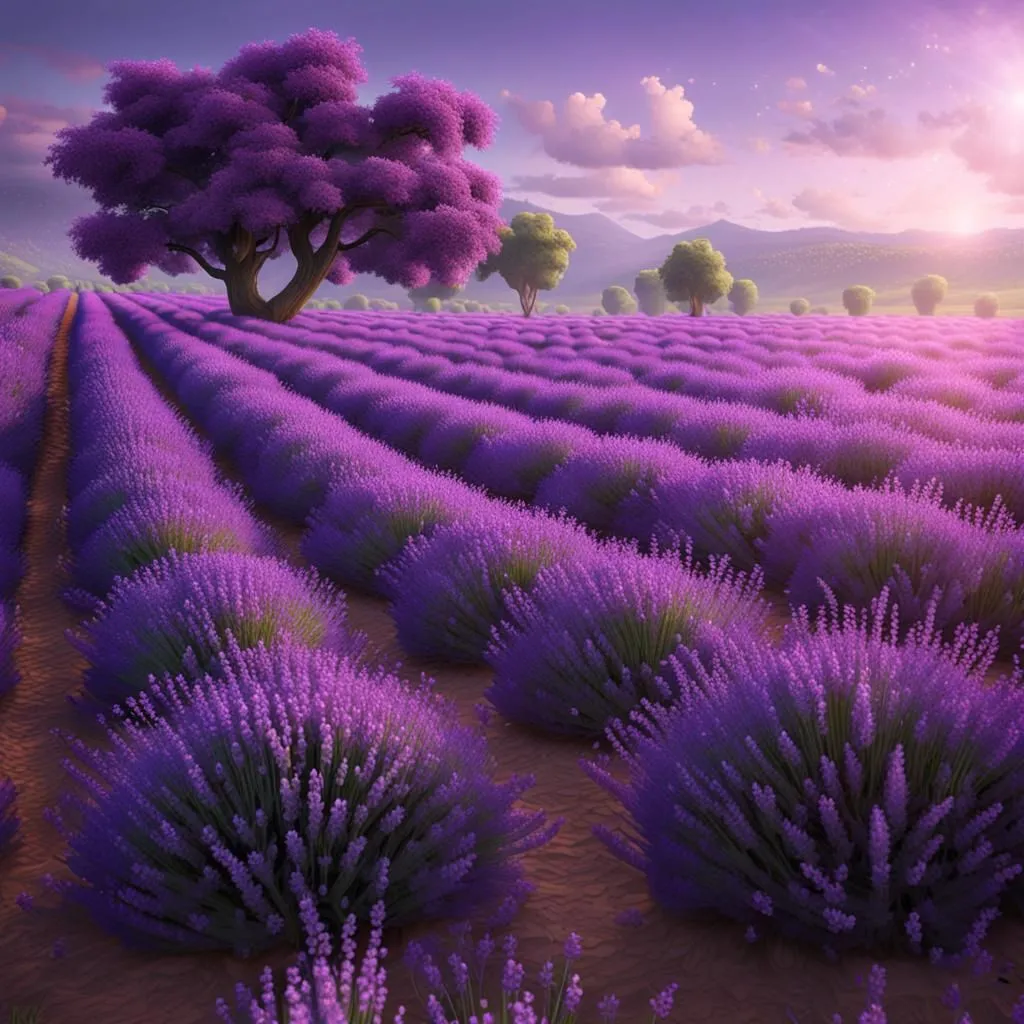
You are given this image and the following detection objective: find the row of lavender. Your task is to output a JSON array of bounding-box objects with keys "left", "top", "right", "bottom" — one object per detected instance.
[
  {"left": 46, "top": 293, "right": 563, "bottom": 970},
  {"left": 155, "top": 296, "right": 1024, "bottom": 496},
  {"left": 117, "top": 294, "right": 1024, "bottom": 655},
  {"left": 90, "top": 294, "right": 1024, "bottom": 1021},
  {"left": 180, "top": 294, "right": 1024, "bottom": 429},
  {"left": 0, "top": 289, "right": 68, "bottom": 856},
  {"left": 300, "top": 308, "right": 1024, "bottom": 416},
  {"left": 133, "top": 294, "right": 1024, "bottom": 527}
]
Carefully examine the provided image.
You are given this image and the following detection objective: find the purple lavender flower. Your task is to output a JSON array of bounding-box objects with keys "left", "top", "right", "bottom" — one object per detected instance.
[
  {"left": 383, "top": 513, "right": 599, "bottom": 663},
  {"left": 302, "top": 471, "right": 489, "bottom": 596},
  {"left": 69, "top": 551, "right": 365, "bottom": 714},
  {"left": 56, "top": 642, "right": 557, "bottom": 953},
  {"left": 485, "top": 553, "right": 766, "bottom": 737},
  {"left": 584, "top": 592, "right": 1024, "bottom": 955}
]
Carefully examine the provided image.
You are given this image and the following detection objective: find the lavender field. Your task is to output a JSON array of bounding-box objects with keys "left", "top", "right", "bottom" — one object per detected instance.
[{"left": 1, "top": 285, "right": 1024, "bottom": 1024}]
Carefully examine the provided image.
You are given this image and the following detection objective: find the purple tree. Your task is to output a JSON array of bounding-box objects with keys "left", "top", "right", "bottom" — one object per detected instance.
[{"left": 46, "top": 30, "right": 505, "bottom": 322}]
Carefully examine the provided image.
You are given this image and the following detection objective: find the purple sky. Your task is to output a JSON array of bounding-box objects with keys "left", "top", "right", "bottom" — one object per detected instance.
[{"left": 3, "top": 0, "right": 1024, "bottom": 240}]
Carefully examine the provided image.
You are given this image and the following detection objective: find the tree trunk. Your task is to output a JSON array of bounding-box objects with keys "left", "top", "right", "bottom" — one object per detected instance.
[
  {"left": 519, "top": 285, "right": 538, "bottom": 317},
  {"left": 689, "top": 295, "right": 704, "bottom": 317},
  {"left": 223, "top": 249, "right": 332, "bottom": 322}
]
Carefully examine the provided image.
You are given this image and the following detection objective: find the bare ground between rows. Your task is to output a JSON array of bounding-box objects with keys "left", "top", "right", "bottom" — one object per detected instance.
[{"left": 0, "top": 318, "right": 1020, "bottom": 1023}]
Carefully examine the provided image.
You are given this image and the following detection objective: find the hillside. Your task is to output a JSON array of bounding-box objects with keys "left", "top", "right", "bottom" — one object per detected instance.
[{"left": 5, "top": 198, "right": 1024, "bottom": 309}]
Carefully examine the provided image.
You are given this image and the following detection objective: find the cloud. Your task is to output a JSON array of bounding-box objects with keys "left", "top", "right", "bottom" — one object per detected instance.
[
  {"left": 623, "top": 201, "right": 729, "bottom": 229},
  {"left": 753, "top": 191, "right": 799, "bottom": 219},
  {"left": 507, "top": 166, "right": 662, "bottom": 201},
  {"left": 845, "top": 84, "right": 878, "bottom": 102},
  {"left": 0, "top": 43, "right": 105, "bottom": 82},
  {"left": 921, "top": 103, "right": 1024, "bottom": 196},
  {"left": 500, "top": 76, "right": 723, "bottom": 170},
  {"left": 786, "top": 77, "right": 807, "bottom": 91},
  {"left": 791, "top": 187, "right": 883, "bottom": 229},
  {"left": 776, "top": 99, "right": 814, "bottom": 119},
  {"left": 816, "top": 63, "right": 836, "bottom": 76},
  {"left": 749, "top": 136, "right": 772, "bottom": 153},
  {"left": 1003, "top": 196, "right": 1024, "bottom": 214},
  {"left": 783, "top": 107, "right": 937, "bottom": 159},
  {"left": 0, "top": 95, "right": 94, "bottom": 179}
]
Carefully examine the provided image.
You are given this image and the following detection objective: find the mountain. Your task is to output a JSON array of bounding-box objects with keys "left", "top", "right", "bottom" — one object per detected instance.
[{"left": 5, "top": 197, "right": 1024, "bottom": 306}]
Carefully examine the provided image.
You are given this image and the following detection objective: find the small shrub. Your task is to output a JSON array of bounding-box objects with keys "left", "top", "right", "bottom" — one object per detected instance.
[
  {"left": 584, "top": 591, "right": 1024, "bottom": 956},
  {"left": 69, "top": 551, "right": 364, "bottom": 714},
  {"left": 54, "top": 642, "right": 558, "bottom": 954}
]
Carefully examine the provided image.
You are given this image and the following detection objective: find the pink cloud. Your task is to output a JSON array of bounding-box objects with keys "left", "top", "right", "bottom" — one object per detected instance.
[
  {"left": 1003, "top": 197, "right": 1024, "bottom": 214},
  {"left": 791, "top": 187, "right": 883, "bottom": 229},
  {"left": 0, "top": 43, "right": 105, "bottom": 82},
  {"left": 786, "top": 77, "right": 807, "bottom": 91},
  {"left": 500, "top": 76, "right": 723, "bottom": 170},
  {"left": 623, "top": 201, "right": 730, "bottom": 229},
  {"left": 0, "top": 95, "right": 95, "bottom": 179},
  {"left": 777, "top": 99, "right": 814, "bottom": 119},
  {"left": 939, "top": 105, "right": 1024, "bottom": 196},
  {"left": 783, "top": 107, "right": 937, "bottom": 159},
  {"left": 508, "top": 166, "right": 662, "bottom": 201},
  {"left": 755, "top": 195, "right": 798, "bottom": 219}
]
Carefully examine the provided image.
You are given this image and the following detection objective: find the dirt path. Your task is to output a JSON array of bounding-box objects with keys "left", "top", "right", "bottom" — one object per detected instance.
[{"left": 0, "top": 309, "right": 1021, "bottom": 1023}]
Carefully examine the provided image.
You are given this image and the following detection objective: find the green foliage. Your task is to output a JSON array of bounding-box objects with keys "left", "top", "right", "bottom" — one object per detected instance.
[
  {"left": 0, "top": 275, "right": 20, "bottom": 289},
  {"left": 841, "top": 285, "right": 876, "bottom": 316},
  {"left": 658, "top": 239, "right": 733, "bottom": 316},
  {"left": 463, "top": 300, "right": 481, "bottom": 312},
  {"left": 601, "top": 285, "right": 637, "bottom": 315},
  {"left": 910, "top": 274, "right": 948, "bottom": 315},
  {"left": 422, "top": 297, "right": 442, "bottom": 312},
  {"left": 728, "top": 278, "right": 758, "bottom": 316},
  {"left": 554, "top": 304, "right": 570, "bottom": 314},
  {"left": 634, "top": 268, "right": 667, "bottom": 315},
  {"left": 343, "top": 294, "right": 370, "bottom": 310},
  {"left": 31, "top": 281, "right": 48, "bottom": 292},
  {"left": 408, "top": 281, "right": 461, "bottom": 310},
  {"left": 45, "top": 275, "right": 71, "bottom": 291},
  {"left": 323, "top": 298, "right": 342, "bottom": 310},
  {"left": 974, "top": 292, "right": 999, "bottom": 318},
  {"left": 592, "top": 307, "right": 605, "bottom": 316},
  {"left": 476, "top": 212, "right": 576, "bottom": 317},
  {"left": 789, "top": 298, "right": 811, "bottom": 316},
  {"left": 368, "top": 298, "right": 400, "bottom": 311},
  {"left": 810, "top": 305, "right": 829, "bottom": 315},
  {"left": 447, "top": 300, "right": 467, "bottom": 313}
]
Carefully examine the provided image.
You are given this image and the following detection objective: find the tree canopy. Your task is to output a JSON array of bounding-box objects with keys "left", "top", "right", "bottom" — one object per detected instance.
[
  {"left": 974, "top": 292, "right": 999, "bottom": 318},
  {"left": 343, "top": 293, "right": 370, "bottom": 310},
  {"left": 910, "top": 274, "right": 948, "bottom": 315},
  {"left": 46, "top": 29, "right": 504, "bottom": 323},
  {"left": 476, "top": 212, "right": 575, "bottom": 317},
  {"left": 634, "top": 269, "right": 667, "bottom": 316},
  {"left": 0, "top": 276, "right": 20, "bottom": 289},
  {"left": 789, "top": 298, "right": 810, "bottom": 316},
  {"left": 842, "top": 285, "right": 876, "bottom": 316},
  {"left": 728, "top": 278, "right": 758, "bottom": 316},
  {"left": 601, "top": 285, "right": 637, "bottom": 315},
  {"left": 658, "top": 239, "right": 733, "bottom": 317}
]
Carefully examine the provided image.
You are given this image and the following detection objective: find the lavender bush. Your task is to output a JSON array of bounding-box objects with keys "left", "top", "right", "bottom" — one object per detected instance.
[
  {"left": 383, "top": 514, "right": 598, "bottom": 663},
  {"left": 53, "top": 642, "right": 558, "bottom": 954},
  {"left": 584, "top": 591, "right": 1024, "bottom": 956},
  {"left": 302, "top": 473, "right": 490, "bottom": 595},
  {"left": 69, "top": 551, "right": 365, "bottom": 714},
  {"left": 486, "top": 553, "right": 766, "bottom": 738}
]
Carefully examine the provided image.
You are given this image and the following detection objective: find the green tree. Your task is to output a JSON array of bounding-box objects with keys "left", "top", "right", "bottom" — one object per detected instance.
[
  {"left": 323, "top": 298, "right": 343, "bottom": 310},
  {"left": 448, "top": 300, "right": 467, "bottom": 313},
  {"left": 842, "top": 285, "right": 876, "bottom": 316},
  {"left": 658, "top": 238, "right": 733, "bottom": 317},
  {"left": 408, "top": 281, "right": 462, "bottom": 310},
  {"left": 476, "top": 212, "right": 576, "bottom": 317},
  {"left": 592, "top": 307, "right": 605, "bottom": 316},
  {"left": 728, "top": 278, "right": 758, "bottom": 316},
  {"left": 0, "top": 275, "right": 21, "bottom": 289},
  {"left": 463, "top": 300, "right": 481, "bottom": 312},
  {"left": 910, "top": 274, "right": 948, "bottom": 315},
  {"left": 810, "top": 305, "right": 829, "bottom": 315},
  {"left": 343, "top": 294, "right": 370, "bottom": 310},
  {"left": 554, "top": 304, "right": 570, "bottom": 315},
  {"left": 422, "top": 297, "right": 442, "bottom": 312},
  {"left": 46, "top": 275, "right": 71, "bottom": 291},
  {"left": 601, "top": 285, "right": 638, "bottom": 315},
  {"left": 974, "top": 292, "right": 999, "bottom": 318},
  {"left": 634, "top": 269, "right": 667, "bottom": 316},
  {"left": 790, "top": 298, "right": 811, "bottom": 316}
]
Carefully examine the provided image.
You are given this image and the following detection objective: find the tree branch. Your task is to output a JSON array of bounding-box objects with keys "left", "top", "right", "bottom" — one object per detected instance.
[
  {"left": 254, "top": 226, "right": 281, "bottom": 257},
  {"left": 166, "top": 243, "right": 228, "bottom": 280},
  {"left": 337, "top": 225, "right": 400, "bottom": 251}
]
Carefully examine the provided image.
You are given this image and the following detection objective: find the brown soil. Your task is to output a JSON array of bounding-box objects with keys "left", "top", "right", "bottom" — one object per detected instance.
[{"left": 1, "top": 301, "right": 1023, "bottom": 1024}]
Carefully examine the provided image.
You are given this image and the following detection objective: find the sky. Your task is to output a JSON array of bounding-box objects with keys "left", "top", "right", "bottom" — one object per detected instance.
[{"left": 3, "top": 0, "right": 1024, "bottom": 247}]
